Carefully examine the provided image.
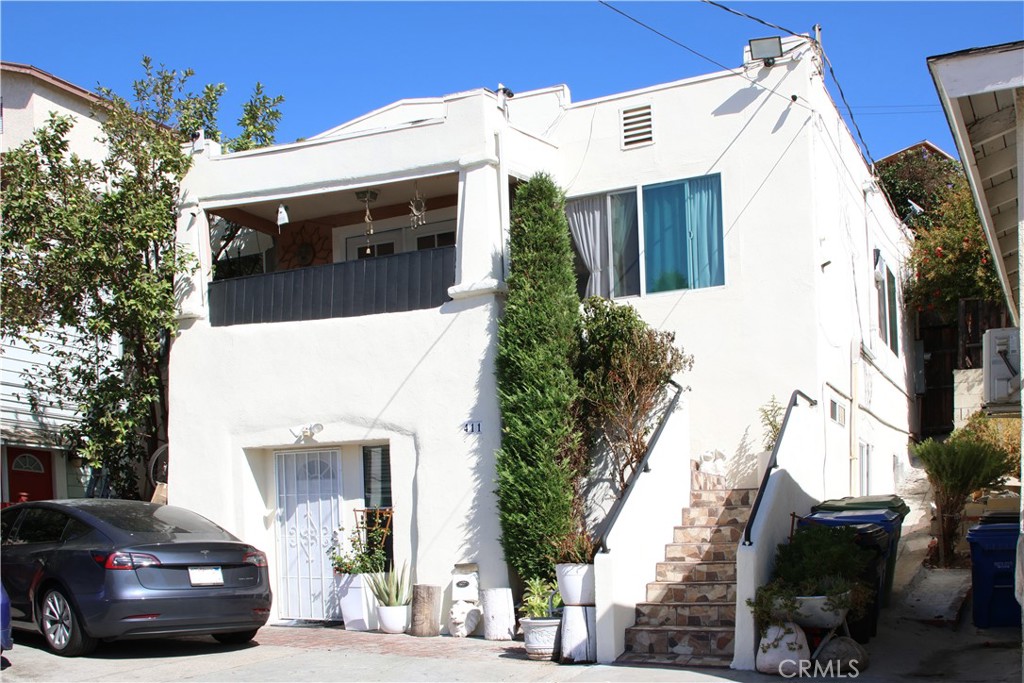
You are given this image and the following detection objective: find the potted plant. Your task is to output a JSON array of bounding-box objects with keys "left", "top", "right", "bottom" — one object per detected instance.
[
  {"left": 328, "top": 525, "right": 389, "bottom": 630},
  {"left": 552, "top": 530, "right": 596, "bottom": 607},
  {"left": 748, "top": 524, "right": 874, "bottom": 664},
  {"left": 519, "top": 577, "right": 562, "bottom": 660},
  {"left": 366, "top": 562, "right": 411, "bottom": 634}
]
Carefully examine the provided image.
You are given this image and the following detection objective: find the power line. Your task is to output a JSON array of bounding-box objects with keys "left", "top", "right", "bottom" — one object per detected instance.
[
  {"left": 699, "top": 0, "right": 803, "bottom": 38},
  {"left": 694, "top": 0, "right": 878, "bottom": 166},
  {"left": 596, "top": 1, "right": 812, "bottom": 113}
]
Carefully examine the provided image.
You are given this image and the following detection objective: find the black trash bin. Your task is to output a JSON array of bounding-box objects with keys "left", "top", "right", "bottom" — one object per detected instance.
[{"left": 966, "top": 522, "right": 1021, "bottom": 628}]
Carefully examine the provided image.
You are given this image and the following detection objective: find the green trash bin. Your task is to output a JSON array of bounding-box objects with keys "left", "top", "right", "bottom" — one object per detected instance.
[{"left": 812, "top": 495, "right": 910, "bottom": 606}]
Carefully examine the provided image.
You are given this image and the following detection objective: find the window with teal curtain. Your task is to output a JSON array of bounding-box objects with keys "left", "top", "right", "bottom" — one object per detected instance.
[
  {"left": 610, "top": 191, "right": 641, "bottom": 297},
  {"left": 642, "top": 174, "right": 724, "bottom": 293}
]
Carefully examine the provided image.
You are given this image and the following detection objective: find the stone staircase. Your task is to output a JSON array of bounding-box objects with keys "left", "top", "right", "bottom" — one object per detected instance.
[{"left": 618, "top": 463, "right": 756, "bottom": 668}]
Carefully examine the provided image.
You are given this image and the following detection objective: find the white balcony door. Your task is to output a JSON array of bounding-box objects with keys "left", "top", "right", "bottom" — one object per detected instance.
[{"left": 275, "top": 449, "right": 344, "bottom": 620}]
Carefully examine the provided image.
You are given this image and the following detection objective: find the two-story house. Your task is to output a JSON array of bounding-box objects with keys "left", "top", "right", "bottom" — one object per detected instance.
[
  {"left": 1, "top": 62, "right": 107, "bottom": 504},
  {"left": 169, "top": 36, "right": 914, "bottom": 663}
]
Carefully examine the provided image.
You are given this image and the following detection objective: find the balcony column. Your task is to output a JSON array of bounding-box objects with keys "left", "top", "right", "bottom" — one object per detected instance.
[
  {"left": 174, "top": 200, "right": 212, "bottom": 322},
  {"left": 449, "top": 155, "right": 506, "bottom": 300}
]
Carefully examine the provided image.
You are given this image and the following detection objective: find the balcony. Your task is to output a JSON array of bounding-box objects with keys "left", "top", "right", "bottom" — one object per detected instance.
[{"left": 208, "top": 247, "right": 456, "bottom": 327}]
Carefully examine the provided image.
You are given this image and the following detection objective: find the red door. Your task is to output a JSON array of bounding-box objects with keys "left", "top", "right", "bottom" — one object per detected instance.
[{"left": 5, "top": 447, "right": 54, "bottom": 503}]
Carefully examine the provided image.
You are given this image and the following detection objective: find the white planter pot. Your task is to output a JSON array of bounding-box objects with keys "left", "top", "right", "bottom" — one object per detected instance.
[
  {"left": 377, "top": 604, "right": 411, "bottom": 634},
  {"left": 335, "top": 573, "right": 379, "bottom": 631},
  {"left": 521, "top": 617, "right": 561, "bottom": 661},
  {"left": 773, "top": 594, "right": 850, "bottom": 630},
  {"left": 555, "top": 563, "right": 595, "bottom": 606}
]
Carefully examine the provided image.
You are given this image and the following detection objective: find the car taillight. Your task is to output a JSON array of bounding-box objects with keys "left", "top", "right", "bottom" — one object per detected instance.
[
  {"left": 104, "top": 552, "right": 162, "bottom": 570},
  {"left": 243, "top": 551, "right": 268, "bottom": 567}
]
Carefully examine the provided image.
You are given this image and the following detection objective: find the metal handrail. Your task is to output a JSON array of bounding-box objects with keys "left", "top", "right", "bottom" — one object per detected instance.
[
  {"left": 741, "top": 389, "right": 817, "bottom": 546},
  {"left": 598, "top": 380, "right": 683, "bottom": 554}
]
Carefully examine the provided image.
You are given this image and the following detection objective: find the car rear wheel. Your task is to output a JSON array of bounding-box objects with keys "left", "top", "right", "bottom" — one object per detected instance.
[
  {"left": 40, "top": 588, "right": 97, "bottom": 657},
  {"left": 213, "top": 629, "right": 259, "bottom": 645}
]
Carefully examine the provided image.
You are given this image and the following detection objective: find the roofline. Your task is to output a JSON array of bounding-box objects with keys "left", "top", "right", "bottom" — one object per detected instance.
[
  {"left": 926, "top": 40, "right": 1024, "bottom": 66},
  {"left": 876, "top": 140, "right": 957, "bottom": 165},
  {"left": 1, "top": 61, "right": 103, "bottom": 105}
]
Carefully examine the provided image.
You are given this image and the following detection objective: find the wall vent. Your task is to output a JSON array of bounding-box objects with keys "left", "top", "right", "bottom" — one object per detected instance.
[{"left": 621, "top": 104, "right": 653, "bottom": 148}]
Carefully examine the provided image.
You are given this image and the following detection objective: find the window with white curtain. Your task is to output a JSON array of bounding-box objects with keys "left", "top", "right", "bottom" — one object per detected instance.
[{"left": 567, "top": 173, "right": 724, "bottom": 299}]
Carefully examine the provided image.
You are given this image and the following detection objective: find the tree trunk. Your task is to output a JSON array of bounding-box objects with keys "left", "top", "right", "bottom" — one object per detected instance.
[{"left": 409, "top": 584, "right": 441, "bottom": 637}]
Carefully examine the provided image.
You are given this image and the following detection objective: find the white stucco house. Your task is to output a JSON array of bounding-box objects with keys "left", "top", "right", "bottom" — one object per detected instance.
[
  {"left": 170, "top": 35, "right": 914, "bottom": 663},
  {"left": 0, "top": 62, "right": 106, "bottom": 504}
]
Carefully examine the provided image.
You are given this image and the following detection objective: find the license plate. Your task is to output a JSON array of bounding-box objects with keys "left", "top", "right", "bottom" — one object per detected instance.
[{"left": 188, "top": 566, "right": 224, "bottom": 586}]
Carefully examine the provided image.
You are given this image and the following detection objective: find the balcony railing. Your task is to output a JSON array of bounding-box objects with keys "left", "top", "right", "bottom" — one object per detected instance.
[{"left": 209, "top": 247, "right": 456, "bottom": 327}]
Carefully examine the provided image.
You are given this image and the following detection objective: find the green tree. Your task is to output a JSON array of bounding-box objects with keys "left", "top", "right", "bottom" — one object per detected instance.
[
  {"left": 876, "top": 146, "right": 1003, "bottom": 321},
  {"left": 495, "top": 173, "right": 581, "bottom": 582},
  {"left": 1, "top": 57, "right": 284, "bottom": 496}
]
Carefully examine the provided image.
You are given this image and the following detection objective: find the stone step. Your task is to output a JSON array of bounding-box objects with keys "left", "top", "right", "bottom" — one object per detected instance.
[
  {"left": 689, "top": 489, "right": 756, "bottom": 508},
  {"left": 635, "top": 601, "right": 736, "bottom": 627},
  {"left": 681, "top": 505, "right": 750, "bottom": 527},
  {"left": 645, "top": 580, "right": 737, "bottom": 604},
  {"left": 690, "top": 468, "right": 728, "bottom": 492},
  {"left": 673, "top": 523, "right": 743, "bottom": 545},
  {"left": 617, "top": 652, "right": 733, "bottom": 669},
  {"left": 623, "top": 624, "right": 735, "bottom": 657},
  {"left": 664, "top": 541, "right": 737, "bottom": 563},
  {"left": 655, "top": 561, "right": 736, "bottom": 583}
]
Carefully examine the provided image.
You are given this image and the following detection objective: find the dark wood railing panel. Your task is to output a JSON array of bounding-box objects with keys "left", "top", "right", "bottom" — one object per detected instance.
[{"left": 209, "top": 247, "right": 455, "bottom": 327}]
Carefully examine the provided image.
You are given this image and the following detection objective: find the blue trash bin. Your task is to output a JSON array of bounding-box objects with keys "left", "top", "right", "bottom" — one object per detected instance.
[{"left": 966, "top": 522, "right": 1021, "bottom": 628}]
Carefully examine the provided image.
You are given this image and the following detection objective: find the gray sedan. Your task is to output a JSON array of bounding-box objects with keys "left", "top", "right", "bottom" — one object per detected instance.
[{"left": 0, "top": 499, "right": 272, "bottom": 656}]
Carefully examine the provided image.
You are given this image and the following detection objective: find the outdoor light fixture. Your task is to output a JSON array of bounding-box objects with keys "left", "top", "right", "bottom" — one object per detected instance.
[
  {"left": 289, "top": 423, "right": 324, "bottom": 439},
  {"left": 749, "top": 36, "right": 783, "bottom": 67}
]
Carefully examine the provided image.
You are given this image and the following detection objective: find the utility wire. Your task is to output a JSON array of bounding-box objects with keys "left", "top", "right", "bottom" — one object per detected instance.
[
  {"left": 696, "top": 0, "right": 878, "bottom": 166},
  {"left": 597, "top": 1, "right": 812, "bottom": 113},
  {"left": 699, "top": 0, "right": 803, "bottom": 38}
]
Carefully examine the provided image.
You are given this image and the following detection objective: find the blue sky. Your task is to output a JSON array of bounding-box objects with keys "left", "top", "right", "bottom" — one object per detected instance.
[{"left": 2, "top": 2, "right": 1021, "bottom": 161}]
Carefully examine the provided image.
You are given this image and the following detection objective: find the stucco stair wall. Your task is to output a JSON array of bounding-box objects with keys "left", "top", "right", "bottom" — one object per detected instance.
[{"left": 619, "top": 463, "right": 754, "bottom": 668}]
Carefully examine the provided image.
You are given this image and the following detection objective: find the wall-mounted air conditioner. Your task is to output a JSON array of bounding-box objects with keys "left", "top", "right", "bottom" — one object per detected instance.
[{"left": 982, "top": 327, "right": 1021, "bottom": 405}]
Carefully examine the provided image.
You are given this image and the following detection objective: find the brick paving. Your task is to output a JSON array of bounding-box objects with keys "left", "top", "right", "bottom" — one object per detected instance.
[{"left": 258, "top": 623, "right": 532, "bottom": 662}]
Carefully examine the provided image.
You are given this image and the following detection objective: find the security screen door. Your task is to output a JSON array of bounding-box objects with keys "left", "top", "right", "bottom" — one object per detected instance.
[{"left": 275, "top": 449, "right": 344, "bottom": 620}]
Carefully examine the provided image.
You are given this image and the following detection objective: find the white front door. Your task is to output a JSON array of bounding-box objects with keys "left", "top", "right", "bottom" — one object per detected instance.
[{"left": 275, "top": 449, "right": 343, "bottom": 620}]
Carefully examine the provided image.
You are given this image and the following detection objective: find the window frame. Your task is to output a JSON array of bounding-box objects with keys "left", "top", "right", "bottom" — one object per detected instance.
[
  {"left": 582, "top": 173, "right": 726, "bottom": 300},
  {"left": 874, "top": 255, "right": 900, "bottom": 356}
]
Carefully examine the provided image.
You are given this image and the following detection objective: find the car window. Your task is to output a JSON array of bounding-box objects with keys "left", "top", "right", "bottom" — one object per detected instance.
[
  {"left": 61, "top": 518, "right": 93, "bottom": 542},
  {"left": 1, "top": 508, "right": 22, "bottom": 544},
  {"left": 13, "top": 508, "right": 69, "bottom": 544},
  {"left": 84, "top": 502, "right": 229, "bottom": 536}
]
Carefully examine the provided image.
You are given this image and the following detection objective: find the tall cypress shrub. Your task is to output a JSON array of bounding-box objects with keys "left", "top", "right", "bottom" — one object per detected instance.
[{"left": 495, "top": 173, "right": 580, "bottom": 582}]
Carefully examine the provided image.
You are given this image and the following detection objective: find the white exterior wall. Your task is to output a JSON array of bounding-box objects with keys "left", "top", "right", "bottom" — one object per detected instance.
[
  {"left": 549, "top": 45, "right": 829, "bottom": 487},
  {"left": 172, "top": 92, "right": 516, "bottom": 620}
]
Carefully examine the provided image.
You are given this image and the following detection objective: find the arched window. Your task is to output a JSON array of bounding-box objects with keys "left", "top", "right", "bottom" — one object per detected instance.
[{"left": 11, "top": 454, "right": 44, "bottom": 473}]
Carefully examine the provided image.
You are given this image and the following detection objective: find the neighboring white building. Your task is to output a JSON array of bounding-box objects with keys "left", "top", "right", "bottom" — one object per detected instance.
[
  {"left": 928, "top": 40, "right": 1023, "bottom": 643},
  {"left": 0, "top": 62, "right": 105, "bottom": 504},
  {"left": 170, "top": 36, "right": 913, "bottom": 658}
]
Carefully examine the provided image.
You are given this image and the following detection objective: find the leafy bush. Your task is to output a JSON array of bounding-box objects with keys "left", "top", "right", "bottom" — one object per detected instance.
[
  {"left": 953, "top": 412, "right": 1021, "bottom": 477},
  {"left": 576, "top": 297, "right": 691, "bottom": 491},
  {"left": 913, "top": 436, "right": 1012, "bottom": 566},
  {"left": 748, "top": 525, "right": 875, "bottom": 637},
  {"left": 328, "top": 525, "right": 389, "bottom": 575}
]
